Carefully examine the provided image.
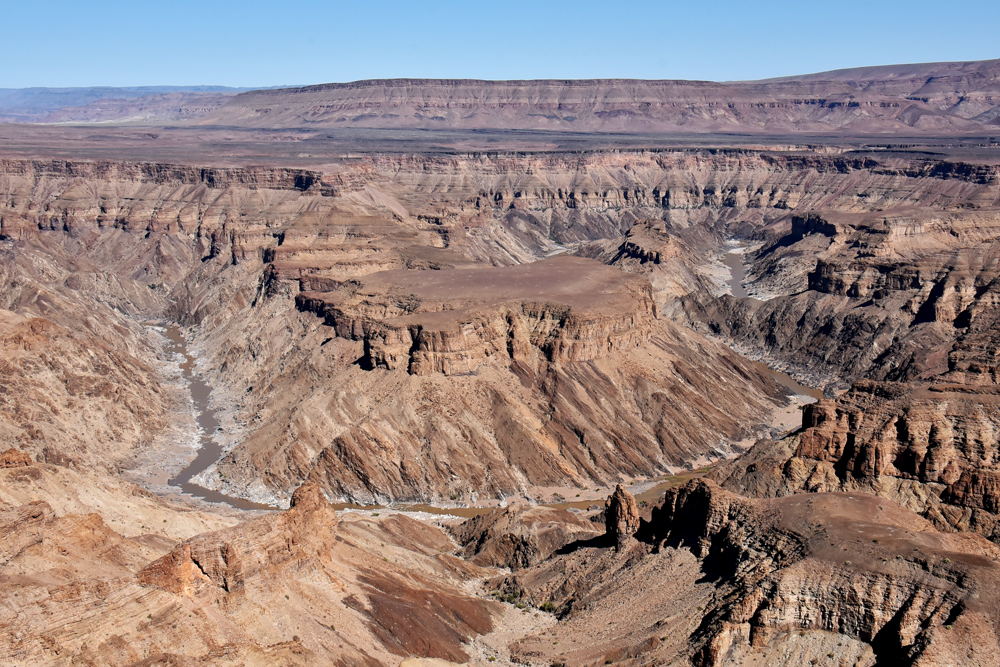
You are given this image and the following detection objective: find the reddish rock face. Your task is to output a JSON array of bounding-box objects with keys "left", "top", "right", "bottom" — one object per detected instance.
[
  {"left": 716, "top": 380, "right": 1000, "bottom": 543},
  {"left": 0, "top": 448, "right": 31, "bottom": 468},
  {"left": 0, "top": 472, "right": 499, "bottom": 665},
  {"left": 454, "top": 503, "right": 602, "bottom": 569}
]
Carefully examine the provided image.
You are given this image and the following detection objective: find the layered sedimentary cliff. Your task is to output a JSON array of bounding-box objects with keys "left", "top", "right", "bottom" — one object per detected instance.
[
  {"left": 7, "top": 60, "right": 1000, "bottom": 666},
  {"left": 201, "top": 60, "right": 1000, "bottom": 133},
  {"left": 296, "top": 255, "right": 658, "bottom": 375},
  {"left": 715, "top": 380, "right": 1000, "bottom": 541}
]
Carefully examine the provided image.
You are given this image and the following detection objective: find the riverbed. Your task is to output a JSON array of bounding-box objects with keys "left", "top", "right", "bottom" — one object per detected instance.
[{"left": 151, "top": 325, "right": 273, "bottom": 510}]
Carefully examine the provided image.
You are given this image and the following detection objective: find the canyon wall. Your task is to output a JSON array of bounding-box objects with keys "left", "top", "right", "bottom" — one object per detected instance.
[{"left": 2, "top": 147, "right": 997, "bottom": 504}]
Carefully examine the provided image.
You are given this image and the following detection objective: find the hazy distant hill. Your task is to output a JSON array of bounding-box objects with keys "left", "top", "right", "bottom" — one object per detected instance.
[
  {"left": 4, "top": 60, "right": 999, "bottom": 133},
  {"left": 0, "top": 86, "right": 248, "bottom": 123}
]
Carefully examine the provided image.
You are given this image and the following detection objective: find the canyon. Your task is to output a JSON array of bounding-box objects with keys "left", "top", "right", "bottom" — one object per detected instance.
[{"left": 1, "top": 61, "right": 1000, "bottom": 665}]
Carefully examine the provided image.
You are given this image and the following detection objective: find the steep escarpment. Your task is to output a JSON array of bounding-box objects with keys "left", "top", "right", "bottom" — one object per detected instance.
[
  {"left": 666, "top": 156, "right": 1000, "bottom": 560},
  {"left": 295, "top": 256, "right": 658, "bottom": 374},
  {"left": 271, "top": 316, "right": 786, "bottom": 504},
  {"left": 681, "top": 199, "right": 1000, "bottom": 390},
  {"left": 715, "top": 380, "right": 1000, "bottom": 542},
  {"left": 650, "top": 482, "right": 1000, "bottom": 667},
  {"left": 9, "top": 64, "right": 1000, "bottom": 666},
  {"left": 202, "top": 60, "right": 1000, "bottom": 133}
]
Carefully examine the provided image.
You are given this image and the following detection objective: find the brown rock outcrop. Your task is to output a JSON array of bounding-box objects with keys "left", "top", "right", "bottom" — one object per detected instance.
[
  {"left": 605, "top": 484, "right": 640, "bottom": 547},
  {"left": 297, "top": 255, "right": 657, "bottom": 375},
  {"left": 666, "top": 483, "right": 1000, "bottom": 667},
  {"left": 0, "top": 492, "right": 498, "bottom": 666},
  {"left": 503, "top": 480, "right": 1000, "bottom": 666},
  {"left": 716, "top": 380, "right": 1000, "bottom": 545},
  {"left": 0, "top": 447, "right": 31, "bottom": 468},
  {"left": 681, "top": 204, "right": 1000, "bottom": 390},
  {"left": 4, "top": 143, "right": 997, "bottom": 507},
  {"left": 607, "top": 218, "right": 681, "bottom": 267}
]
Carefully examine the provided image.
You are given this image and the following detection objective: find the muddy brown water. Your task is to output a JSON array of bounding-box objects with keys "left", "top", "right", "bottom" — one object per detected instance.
[
  {"left": 755, "top": 362, "right": 825, "bottom": 401},
  {"left": 724, "top": 251, "right": 749, "bottom": 298}
]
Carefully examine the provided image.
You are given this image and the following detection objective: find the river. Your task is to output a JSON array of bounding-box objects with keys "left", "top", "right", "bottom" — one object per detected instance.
[
  {"left": 724, "top": 250, "right": 749, "bottom": 298},
  {"left": 722, "top": 248, "right": 823, "bottom": 400}
]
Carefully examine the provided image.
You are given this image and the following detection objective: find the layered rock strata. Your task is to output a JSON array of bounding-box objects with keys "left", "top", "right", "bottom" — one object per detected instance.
[
  {"left": 0, "top": 479, "right": 499, "bottom": 666},
  {"left": 715, "top": 380, "right": 1000, "bottom": 542},
  {"left": 605, "top": 484, "right": 640, "bottom": 547},
  {"left": 296, "top": 255, "right": 657, "bottom": 375},
  {"left": 4, "top": 149, "right": 995, "bottom": 503},
  {"left": 681, "top": 203, "right": 1000, "bottom": 390}
]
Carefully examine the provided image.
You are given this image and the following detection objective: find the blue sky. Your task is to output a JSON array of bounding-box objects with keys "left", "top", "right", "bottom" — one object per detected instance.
[{"left": 3, "top": 0, "right": 998, "bottom": 88}]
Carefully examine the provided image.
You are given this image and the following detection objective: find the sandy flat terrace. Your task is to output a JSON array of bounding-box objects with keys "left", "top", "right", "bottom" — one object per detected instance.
[{"left": 350, "top": 255, "right": 652, "bottom": 315}]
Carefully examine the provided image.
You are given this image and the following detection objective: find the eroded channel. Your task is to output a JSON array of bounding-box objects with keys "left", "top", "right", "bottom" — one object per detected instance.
[
  {"left": 154, "top": 248, "right": 818, "bottom": 516},
  {"left": 161, "top": 325, "right": 274, "bottom": 510}
]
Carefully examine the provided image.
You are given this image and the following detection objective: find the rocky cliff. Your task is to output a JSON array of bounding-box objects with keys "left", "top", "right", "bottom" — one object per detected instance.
[
  {"left": 2, "top": 147, "right": 998, "bottom": 507},
  {"left": 295, "top": 255, "right": 658, "bottom": 375},
  {"left": 7, "top": 60, "right": 1000, "bottom": 666}
]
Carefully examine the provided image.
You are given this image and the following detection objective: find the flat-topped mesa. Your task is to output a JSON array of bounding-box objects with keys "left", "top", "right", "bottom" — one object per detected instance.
[{"left": 297, "top": 255, "right": 658, "bottom": 376}]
